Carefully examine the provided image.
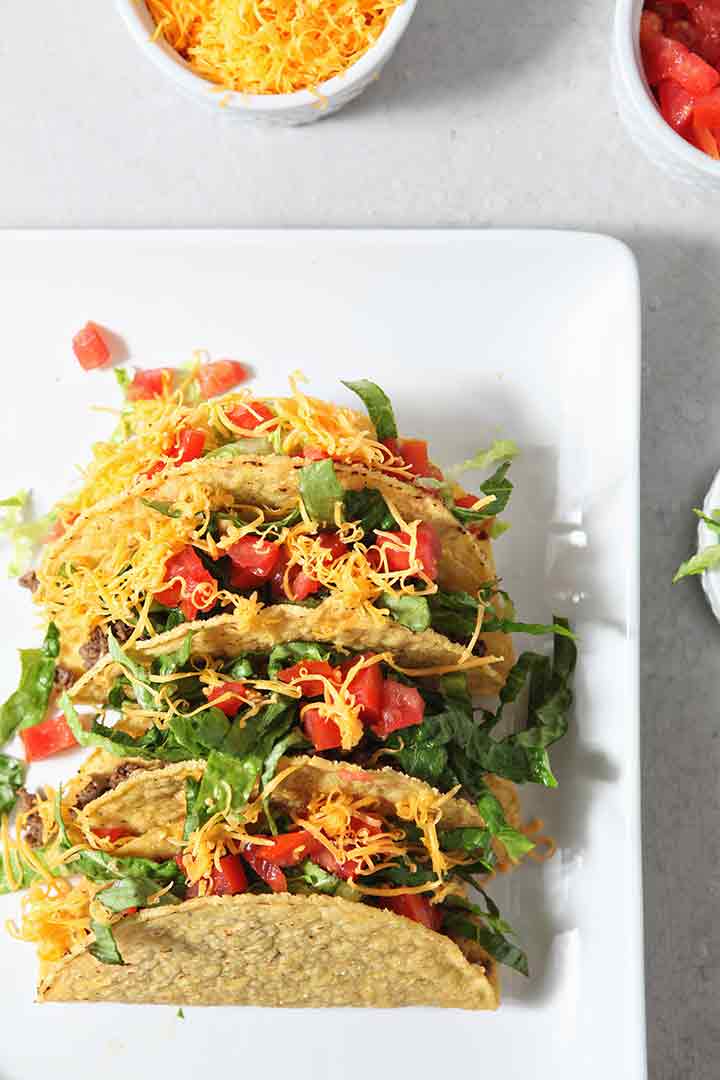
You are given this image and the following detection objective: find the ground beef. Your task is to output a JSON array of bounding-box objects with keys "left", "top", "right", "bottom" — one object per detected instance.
[
  {"left": 18, "top": 570, "right": 39, "bottom": 592},
  {"left": 108, "top": 762, "right": 144, "bottom": 789},
  {"left": 16, "top": 788, "right": 44, "bottom": 847},
  {"left": 78, "top": 626, "right": 108, "bottom": 669},
  {"left": 53, "top": 664, "right": 76, "bottom": 690},
  {"left": 79, "top": 622, "right": 134, "bottom": 669},
  {"left": 73, "top": 776, "right": 110, "bottom": 810},
  {"left": 73, "top": 762, "right": 144, "bottom": 812}
]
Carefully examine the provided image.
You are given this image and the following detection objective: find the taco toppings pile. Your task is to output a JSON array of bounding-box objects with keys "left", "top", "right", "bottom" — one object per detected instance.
[{"left": 0, "top": 356, "right": 576, "bottom": 1010}]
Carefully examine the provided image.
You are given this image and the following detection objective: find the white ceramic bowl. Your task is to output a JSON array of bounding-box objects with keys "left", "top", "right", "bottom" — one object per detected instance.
[
  {"left": 116, "top": 0, "right": 418, "bottom": 126},
  {"left": 696, "top": 467, "right": 720, "bottom": 622},
  {"left": 613, "top": 0, "right": 720, "bottom": 190}
]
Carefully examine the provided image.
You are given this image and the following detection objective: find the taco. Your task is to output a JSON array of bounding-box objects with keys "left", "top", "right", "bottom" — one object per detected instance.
[
  {"left": 33, "top": 375, "right": 547, "bottom": 688},
  {"left": 12, "top": 758, "right": 530, "bottom": 1009},
  {"left": 59, "top": 626, "right": 576, "bottom": 866},
  {"left": 36, "top": 453, "right": 519, "bottom": 691}
]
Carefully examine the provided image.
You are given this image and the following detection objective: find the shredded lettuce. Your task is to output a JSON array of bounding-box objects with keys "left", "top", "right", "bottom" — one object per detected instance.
[
  {"left": 379, "top": 592, "right": 431, "bottom": 632},
  {"left": 0, "top": 490, "right": 55, "bottom": 577},
  {"left": 299, "top": 460, "right": 345, "bottom": 524},
  {"left": 440, "top": 893, "right": 529, "bottom": 975},
  {"left": 89, "top": 921, "right": 125, "bottom": 966},
  {"left": 447, "top": 440, "right": 519, "bottom": 479},
  {"left": 341, "top": 380, "right": 398, "bottom": 441},
  {"left": 674, "top": 509, "right": 720, "bottom": 582},
  {"left": 0, "top": 754, "right": 25, "bottom": 815},
  {"left": 0, "top": 623, "right": 60, "bottom": 746}
]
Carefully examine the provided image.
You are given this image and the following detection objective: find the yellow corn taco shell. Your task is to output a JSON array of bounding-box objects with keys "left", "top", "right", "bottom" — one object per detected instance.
[
  {"left": 73, "top": 754, "right": 521, "bottom": 865},
  {"left": 38, "top": 893, "right": 499, "bottom": 1009},
  {"left": 70, "top": 602, "right": 510, "bottom": 705},
  {"left": 38, "top": 455, "right": 512, "bottom": 679}
]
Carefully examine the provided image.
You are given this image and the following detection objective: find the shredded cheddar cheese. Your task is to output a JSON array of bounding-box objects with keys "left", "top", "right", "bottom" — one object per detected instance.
[
  {"left": 146, "top": 1, "right": 404, "bottom": 96},
  {"left": 8, "top": 878, "right": 95, "bottom": 963}
]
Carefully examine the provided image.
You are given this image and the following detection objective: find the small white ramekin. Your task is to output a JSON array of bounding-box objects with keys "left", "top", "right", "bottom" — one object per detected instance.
[
  {"left": 613, "top": 0, "right": 720, "bottom": 190},
  {"left": 116, "top": 0, "right": 418, "bottom": 126},
  {"left": 697, "top": 468, "right": 720, "bottom": 622}
]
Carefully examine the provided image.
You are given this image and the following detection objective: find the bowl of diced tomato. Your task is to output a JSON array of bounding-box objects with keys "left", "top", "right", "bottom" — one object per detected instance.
[{"left": 614, "top": 0, "right": 720, "bottom": 185}]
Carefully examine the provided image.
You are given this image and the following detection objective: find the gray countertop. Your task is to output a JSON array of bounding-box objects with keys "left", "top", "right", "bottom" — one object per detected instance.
[{"left": 1, "top": 2, "right": 718, "bottom": 1076}]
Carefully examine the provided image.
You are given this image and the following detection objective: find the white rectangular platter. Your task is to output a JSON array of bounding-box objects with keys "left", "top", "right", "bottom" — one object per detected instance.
[{"left": 0, "top": 229, "right": 643, "bottom": 1079}]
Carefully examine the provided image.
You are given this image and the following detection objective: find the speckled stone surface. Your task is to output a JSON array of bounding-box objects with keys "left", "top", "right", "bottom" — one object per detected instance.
[{"left": 1, "top": 2, "right": 719, "bottom": 1076}]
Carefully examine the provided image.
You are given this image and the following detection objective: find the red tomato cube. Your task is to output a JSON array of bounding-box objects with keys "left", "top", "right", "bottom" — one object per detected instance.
[
  {"left": 370, "top": 679, "right": 425, "bottom": 740},
  {"left": 302, "top": 707, "right": 343, "bottom": 750},
  {"left": 127, "top": 367, "right": 174, "bottom": 401},
  {"left": 381, "top": 893, "right": 442, "bottom": 932},
  {"left": 72, "top": 322, "right": 110, "bottom": 371},
  {"left": 196, "top": 360, "right": 248, "bottom": 399},
  {"left": 339, "top": 654, "right": 383, "bottom": 725},
  {"left": 225, "top": 401, "right": 275, "bottom": 430},
  {"left": 205, "top": 681, "right": 249, "bottom": 717},
  {"left": 226, "top": 535, "right": 281, "bottom": 579},
  {"left": 658, "top": 79, "right": 697, "bottom": 137},
  {"left": 21, "top": 713, "right": 79, "bottom": 762},
  {"left": 277, "top": 660, "right": 341, "bottom": 698}
]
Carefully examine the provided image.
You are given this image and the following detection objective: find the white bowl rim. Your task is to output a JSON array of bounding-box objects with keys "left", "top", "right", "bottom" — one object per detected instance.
[
  {"left": 614, "top": 0, "right": 720, "bottom": 178},
  {"left": 116, "top": 0, "right": 418, "bottom": 112}
]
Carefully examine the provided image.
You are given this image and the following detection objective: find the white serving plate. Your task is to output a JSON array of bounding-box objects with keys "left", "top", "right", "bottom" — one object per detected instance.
[{"left": 0, "top": 230, "right": 643, "bottom": 1079}]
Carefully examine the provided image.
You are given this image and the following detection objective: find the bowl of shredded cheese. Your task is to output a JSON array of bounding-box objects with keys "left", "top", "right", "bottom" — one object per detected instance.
[{"left": 117, "top": 0, "right": 418, "bottom": 125}]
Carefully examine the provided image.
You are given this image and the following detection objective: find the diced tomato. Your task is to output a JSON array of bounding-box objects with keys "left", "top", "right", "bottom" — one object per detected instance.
[
  {"left": 229, "top": 564, "right": 265, "bottom": 591},
  {"left": 145, "top": 427, "right": 206, "bottom": 478},
  {"left": 303, "top": 445, "right": 330, "bottom": 461},
  {"left": 317, "top": 531, "right": 349, "bottom": 563},
  {"left": 376, "top": 522, "right": 440, "bottom": 581},
  {"left": 302, "top": 706, "right": 343, "bottom": 750},
  {"left": 277, "top": 660, "right": 341, "bottom": 697},
  {"left": 454, "top": 493, "right": 479, "bottom": 509},
  {"left": 397, "top": 438, "right": 431, "bottom": 477},
  {"left": 647, "top": 1, "right": 690, "bottom": 18},
  {"left": 248, "top": 831, "right": 323, "bottom": 868},
  {"left": 381, "top": 893, "right": 442, "bottom": 932},
  {"left": 20, "top": 713, "right": 79, "bottom": 762},
  {"left": 693, "top": 84, "right": 720, "bottom": 127},
  {"left": 642, "top": 25, "right": 720, "bottom": 94},
  {"left": 180, "top": 854, "right": 248, "bottom": 898},
  {"left": 686, "top": 0, "right": 720, "bottom": 38},
  {"left": 290, "top": 569, "right": 322, "bottom": 601},
  {"left": 692, "top": 113, "right": 720, "bottom": 154},
  {"left": 225, "top": 401, "right": 275, "bottom": 430},
  {"left": 72, "top": 322, "right": 110, "bottom": 370},
  {"left": 173, "top": 428, "right": 206, "bottom": 465},
  {"left": 205, "top": 681, "right": 249, "bottom": 717},
  {"left": 127, "top": 367, "right": 174, "bottom": 402},
  {"left": 381, "top": 437, "right": 400, "bottom": 458},
  {"left": 658, "top": 78, "right": 697, "bottom": 136},
  {"left": 312, "top": 847, "right": 360, "bottom": 881},
  {"left": 211, "top": 854, "right": 249, "bottom": 896},
  {"left": 640, "top": 10, "right": 664, "bottom": 42},
  {"left": 155, "top": 546, "right": 217, "bottom": 620},
  {"left": 268, "top": 548, "right": 289, "bottom": 599},
  {"left": 665, "top": 18, "right": 700, "bottom": 49},
  {"left": 45, "top": 514, "right": 76, "bottom": 544},
  {"left": 196, "top": 360, "right": 249, "bottom": 399},
  {"left": 93, "top": 827, "right": 134, "bottom": 842},
  {"left": 339, "top": 654, "right": 383, "bottom": 725},
  {"left": 226, "top": 535, "right": 280, "bottom": 579},
  {"left": 241, "top": 846, "right": 288, "bottom": 892},
  {"left": 370, "top": 679, "right": 425, "bottom": 740}
]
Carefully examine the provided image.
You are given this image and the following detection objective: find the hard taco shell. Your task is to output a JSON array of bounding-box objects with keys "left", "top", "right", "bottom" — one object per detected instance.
[{"left": 38, "top": 893, "right": 499, "bottom": 1009}]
